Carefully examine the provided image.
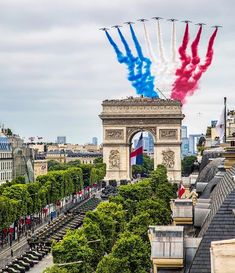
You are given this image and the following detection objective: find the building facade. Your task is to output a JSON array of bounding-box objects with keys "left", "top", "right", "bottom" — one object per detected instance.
[
  {"left": 57, "top": 136, "right": 66, "bottom": 144},
  {"left": 0, "top": 136, "right": 13, "bottom": 184},
  {"left": 92, "top": 137, "right": 98, "bottom": 146},
  {"left": 9, "top": 135, "right": 34, "bottom": 182},
  {"left": 34, "top": 159, "right": 48, "bottom": 179}
]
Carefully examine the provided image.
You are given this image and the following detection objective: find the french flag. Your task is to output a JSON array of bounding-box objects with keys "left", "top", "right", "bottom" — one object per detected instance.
[
  {"left": 178, "top": 183, "right": 185, "bottom": 199},
  {"left": 131, "top": 133, "right": 143, "bottom": 165}
]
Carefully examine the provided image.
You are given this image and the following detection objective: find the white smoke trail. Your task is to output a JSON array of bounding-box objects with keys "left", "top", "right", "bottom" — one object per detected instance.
[
  {"left": 156, "top": 20, "right": 167, "bottom": 64},
  {"left": 142, "top": 22, "right": 158, "bottom": 63},
  {"left": 171, "top": 21, "right": 177, "bottom": 63},
  {"left": 154, "top": 20, "right": 178, "bottom": 99}
]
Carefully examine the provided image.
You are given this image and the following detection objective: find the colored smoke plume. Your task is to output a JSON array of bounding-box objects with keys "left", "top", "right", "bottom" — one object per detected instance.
[
  {"left": 176, "top": 23, "right": 191, "bottom": 75},
  {"left": 105, "top": 28, "right": 159, "bottom": 98},
  {"left": 105, "top": 31, "right": 127, "bottom": 63},
  {"left": 129, "top": 25, "right": 158, "bottom": 98},
  {"left": 171, "top": 20, "right": 177, "bottom": 63},
  {"left": 156, "top": 20, "right": 166, "bottom": 64},
  {"left": 142, "top": 22, "right": 157, "bottom": 63},
  {"left": 171, "top": 28, "right": 217, "bottom": 103}
]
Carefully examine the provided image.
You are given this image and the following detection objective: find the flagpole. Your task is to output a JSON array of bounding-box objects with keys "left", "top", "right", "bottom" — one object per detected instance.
[{"left": 224, "top": 97, "right": 227, "bottom": 143}]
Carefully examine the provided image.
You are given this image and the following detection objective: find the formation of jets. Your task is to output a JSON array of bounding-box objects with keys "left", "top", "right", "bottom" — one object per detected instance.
[{"left": 99, "top": 17, "right": 222, "bottom": 31}]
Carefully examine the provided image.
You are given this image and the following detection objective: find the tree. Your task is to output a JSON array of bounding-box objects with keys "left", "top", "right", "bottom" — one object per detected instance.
[
  {"left": 82, "top": 219, "right": 105, "bottom": 267},
  {"left": 43, "top": 266, "right": 68, "bottom": 273},
  {"left": 182, "top": 155, "right": 197, "bottom": 176},
  {"left": 137, "top": 197, "right": 171, "bottom": 225},
  {"left": 27, "top": 182, "right": 42, "bottom": 213},
  {"left": 3, "top": 184, "right": 33, "bottom": 217},
  {"left": 111, "top": 232, "right": 151, "bottom": 273},
  {"left": 149, "top": 165, "right": 168, "bottom": 193},
  {"left": 93, "top": 157, "right": 103, "bottom": 164},
  {"left": 48, "top": 160, "right": 68, "bottom": 171},
  {"left": 96, "top": 202, "right": 126, "bottom": 234},
  {"left": 52, "top": 231, "right": 93, "bottom": 273},
  {"left": 132, "top": 154, "right": 154, "bottom": 177},
  {"left": 79, "top": 164, "right": 93, "bottom": 187},
  {"left": 0, "top": 196, "right": 17, "bottom": 228},
  {"left": 96, "top": 255, "right": 130, "bottom": 273},
  {"left": 118, "top": 179, "right": 152, "bottom": 202},
  {"left": 6, "top": 128, "right": 13, "bottom": 136},
  {"left": 85, "top": 210, "right": 116, "bottom": 252},
  {"left": 67, "top": 160, "right": 81, "bottom": 167},
  {"left": 11, "top": 176, "right": 26, "bottom": 184},
  {"left": 127, "top": 212, "right": 154, "bottom": 241},
  {"left": 155, "top": 182, "right": 177, "bottom": 204}
]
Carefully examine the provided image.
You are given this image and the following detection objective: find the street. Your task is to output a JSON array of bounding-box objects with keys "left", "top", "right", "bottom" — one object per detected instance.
[{"left": 29, "top": 254, "right": 53, "bottom": 273}]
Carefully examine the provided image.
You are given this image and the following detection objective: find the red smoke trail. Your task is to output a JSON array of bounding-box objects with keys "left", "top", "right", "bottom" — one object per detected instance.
[
  {"left": 191, "top": 26, "right": 202, "bottom": 65},
  {"left": 171, "top": 28, "right": 217, "bottom": 103},
  {"left": 198, "top": 28, "right": 217, "bottom": 71},
  {"left": 175, "top": 23, "right": 191, "bottom": 76}
]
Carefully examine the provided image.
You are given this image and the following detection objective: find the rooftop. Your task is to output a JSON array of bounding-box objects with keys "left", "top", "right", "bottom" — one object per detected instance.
[
  {"left": 102, "top": 97, "right": 181, "bottom": 106},
  {"left": 189, "top": 165, "right": 235, "bottom": 273}
]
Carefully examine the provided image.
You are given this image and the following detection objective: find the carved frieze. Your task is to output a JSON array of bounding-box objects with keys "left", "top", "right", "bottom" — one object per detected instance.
[
  {"left": 159, "top": 129, "right": 177, "bottom": 140},
  {"left": 109, "top": 150, "right": 120, "bottom": 169},
  {"left": 105, "top": 129, "right": 124, "bottom": 140},
  {"left": 162, "top": 149, "right": 175, "bottom": 168},
  {"left": 103, "top": 119, "right": 181, "bottom": 126}
]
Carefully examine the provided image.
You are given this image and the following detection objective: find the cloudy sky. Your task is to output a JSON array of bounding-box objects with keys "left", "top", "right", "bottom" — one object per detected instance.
[{"left": 0, "top": 0, "right": 234, "bottom": 144}]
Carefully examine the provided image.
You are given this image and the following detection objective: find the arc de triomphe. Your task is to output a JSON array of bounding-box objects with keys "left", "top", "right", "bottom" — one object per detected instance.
[{"left": 99, "top": 97, "right": 184, "bottom": 183}]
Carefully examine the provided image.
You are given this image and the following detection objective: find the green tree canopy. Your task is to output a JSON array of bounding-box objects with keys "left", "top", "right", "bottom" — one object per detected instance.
[
  {"left": 132, "top": 154, "right": 154, "bottom": 177},
  {"left": 182, "top": 155, "right": 197, "bottom": 176}
]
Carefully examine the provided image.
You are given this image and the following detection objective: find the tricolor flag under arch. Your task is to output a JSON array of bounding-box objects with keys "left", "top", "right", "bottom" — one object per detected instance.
[{"left": 131, "top": 133, "right": 143, "bottom": 165}]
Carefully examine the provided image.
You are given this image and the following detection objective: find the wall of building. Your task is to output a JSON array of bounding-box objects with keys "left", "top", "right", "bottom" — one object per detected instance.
[
  {"left": 34, "top": 160, "right": 48, "bottom": 178},
  {"left": 0, "top": 136, "right": 13, "bottom": 184}
]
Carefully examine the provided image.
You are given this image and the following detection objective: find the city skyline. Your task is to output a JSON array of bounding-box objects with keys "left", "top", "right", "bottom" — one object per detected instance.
[{"left": 0, "top": 0, "right": 234, "bottom": 143}]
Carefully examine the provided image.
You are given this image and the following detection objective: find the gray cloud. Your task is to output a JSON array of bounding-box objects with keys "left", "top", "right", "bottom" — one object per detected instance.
[{"left": 0, "top": 0, "right": 234, "bottom": 143}]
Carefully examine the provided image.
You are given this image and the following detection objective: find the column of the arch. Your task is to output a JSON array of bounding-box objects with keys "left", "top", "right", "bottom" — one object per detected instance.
[
  {"left": 153, "top": 142, "right": 158, "bottom": 170},
  {"left": 102, "top": 126, "right": 131, "bottom": 182},
  {"left": 155, "top": 126, "right": 182, "bottom": 184}
]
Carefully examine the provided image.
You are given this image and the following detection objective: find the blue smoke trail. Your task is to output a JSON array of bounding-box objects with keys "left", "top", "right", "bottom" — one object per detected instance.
[
  {"left": 105, "top": 31, "right": 127, "bottom": 63},
  {"left": 105, "top": 30, "right": 142, "bottom": 94},
  {"left": 129, "top": 25, "right": 159, "bottom": 98},
  {"left": 117, "top": 28, "right": 141, "bottom": 82},
  {"left": 105, "top": 29, "right": 159, "bottom": 98}
]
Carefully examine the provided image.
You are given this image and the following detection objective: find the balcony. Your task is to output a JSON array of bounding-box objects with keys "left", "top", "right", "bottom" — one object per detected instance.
[
  {"left": 148, "top": 226, "right": 184, "bottom": 273},
  {"left": 171, "top": 199, "right": 193, "bottom": 225}
]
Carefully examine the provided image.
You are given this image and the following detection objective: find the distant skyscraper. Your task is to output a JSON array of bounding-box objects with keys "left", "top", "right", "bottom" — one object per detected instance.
[
  {"left": 134, "top": 133, "right": 153, "bottom": 154},
  {"left": 189, "top": 134, "right": 201, "bottom": 155},
  {"left": 181, "top": 138, "right": 189, "bottom": 157},
  {"left": 181, "top": 126, "right": 188, "bottom": 138},
  {"left": 92, "top": 137, "right": 98, "bottom": 145},
  {"left": 57, "top": 136, "right": 66, "bottom": 144},
  {"left": 181, "top": 126, "right": 189, "bottom": 158}
]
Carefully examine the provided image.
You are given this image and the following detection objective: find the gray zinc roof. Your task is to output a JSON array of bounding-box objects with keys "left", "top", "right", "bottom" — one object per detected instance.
[{"left": 189, "top": 165, "right": 235, "bottom": 273}]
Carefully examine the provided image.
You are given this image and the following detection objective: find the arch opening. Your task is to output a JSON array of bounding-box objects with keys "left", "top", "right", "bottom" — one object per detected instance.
[{"left": 130, "top": 130, "right": 155, "bottom": 179}]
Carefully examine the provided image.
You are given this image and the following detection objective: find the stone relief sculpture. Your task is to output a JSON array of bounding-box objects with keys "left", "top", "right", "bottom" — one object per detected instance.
[
  {"left": 159, "top": 129, "right": 177, "bottom": 140},
  {"left": 105, "top": 129, "right": 124, "bottom": 140},
  {"left": 109, "top": 150, "right": 120, "bottom": 168},
  {"left": 162, "top": 149, "right": 175, "bottom": 168}
]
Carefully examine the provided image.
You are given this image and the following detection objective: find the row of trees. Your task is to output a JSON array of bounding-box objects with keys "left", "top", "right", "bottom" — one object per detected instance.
[
  {"left": 0, "top": 160, "right": 106, "bottom": 230},
  {"left": 45, "top": 165, "right": 177, "bottom": 273},
  {"left": 48, "top": 159, "right": 106, "bottom": 187}
]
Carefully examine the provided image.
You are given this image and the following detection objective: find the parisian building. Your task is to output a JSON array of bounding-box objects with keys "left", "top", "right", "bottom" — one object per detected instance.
[{"left": 0, "top": 135, "right": 13, "bottom": 184}]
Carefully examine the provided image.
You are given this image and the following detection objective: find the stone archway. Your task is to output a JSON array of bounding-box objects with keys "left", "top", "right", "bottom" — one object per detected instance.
[{"left": 99, "top": 97, "right": 184, "bottom": 183}]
